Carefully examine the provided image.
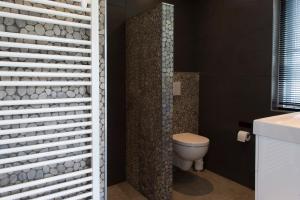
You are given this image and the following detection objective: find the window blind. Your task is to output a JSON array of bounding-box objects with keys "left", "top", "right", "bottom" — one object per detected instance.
[{"left": 273, "top": 0, "right": 300, "bottom": 110}]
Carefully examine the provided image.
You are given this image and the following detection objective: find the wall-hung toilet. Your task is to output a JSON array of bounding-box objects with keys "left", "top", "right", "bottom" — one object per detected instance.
[{"left": 173, "top": 133, "right": 209, "bottom": 171}]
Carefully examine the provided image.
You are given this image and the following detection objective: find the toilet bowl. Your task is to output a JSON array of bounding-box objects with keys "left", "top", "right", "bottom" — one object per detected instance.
[{"left": 173, "top": 133, "right": 209, "bottom": 171}]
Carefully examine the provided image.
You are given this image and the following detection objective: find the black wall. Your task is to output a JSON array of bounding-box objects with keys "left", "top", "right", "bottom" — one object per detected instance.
[
  {"left": 126, "top": 0, "right": 197, "bottom": 72},
  {"left": 170, "top": 0, "right": 198, "bottom": 72},
  {"left": 107, "top": 0, "right": 126, "bottom": 186},
  {"left": 195, "top": 0, "right": 279, "bottom": 188}
]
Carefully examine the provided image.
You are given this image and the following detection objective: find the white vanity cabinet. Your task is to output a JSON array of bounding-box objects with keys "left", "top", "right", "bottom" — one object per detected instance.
[{"left": 253, "top": 113, "right": 300, "bottom": 200}]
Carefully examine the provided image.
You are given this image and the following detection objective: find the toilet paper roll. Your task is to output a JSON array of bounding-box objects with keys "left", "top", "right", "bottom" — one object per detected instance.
[{"left": 237, "top": 131, "right": 251, "bottom": 142}]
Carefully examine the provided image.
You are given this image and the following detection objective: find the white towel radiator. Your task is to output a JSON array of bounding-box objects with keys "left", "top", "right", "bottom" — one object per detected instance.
[{"left": 0, "top": 0, "right": 102, "bottom": 199}]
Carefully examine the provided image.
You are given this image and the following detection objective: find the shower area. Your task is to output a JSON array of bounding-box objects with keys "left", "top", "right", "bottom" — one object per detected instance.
[{"left": 126, "top": 3, "right": 174, "bottom": 200}]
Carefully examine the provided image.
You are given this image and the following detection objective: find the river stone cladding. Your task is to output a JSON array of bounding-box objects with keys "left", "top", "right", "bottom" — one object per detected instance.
[
  {"left": 126, "top": 3, "right": 174, "bottom": 200},
  {"left": 0, "top": 0, "right": 106, "bottom": 199},
  {"left": 173, "top": 72, "right": 199, "bottom": 134}
]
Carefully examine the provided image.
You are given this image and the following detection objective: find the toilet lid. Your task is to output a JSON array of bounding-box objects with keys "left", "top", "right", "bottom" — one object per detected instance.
[{"left": 173, "top": 133, "right": 209, "bottom": 147}]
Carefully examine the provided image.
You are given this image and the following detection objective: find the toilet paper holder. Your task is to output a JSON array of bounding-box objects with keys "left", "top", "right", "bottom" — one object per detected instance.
[
  {"left": 237, "top": 121, "right": 253, "bottom": 142},
  {"left": 237, "top": 130, "right": 251, "bottom": 142}
]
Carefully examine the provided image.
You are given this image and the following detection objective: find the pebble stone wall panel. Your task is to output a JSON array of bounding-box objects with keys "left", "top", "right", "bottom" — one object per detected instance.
[
  {"left": 161, "top": 3, "right": 174, "bottom": 200},
  {"left": 126, "top": 3, "right": 174, "bottom": 200},
  {"left": 98, "top": 0, "right": 106, "bottom": 198},
  {"left": 0, "top": 0, "right": 106, "bottom": 199},
  {"left": 173, "top": 72, "right": 199, "bottom": 134}
]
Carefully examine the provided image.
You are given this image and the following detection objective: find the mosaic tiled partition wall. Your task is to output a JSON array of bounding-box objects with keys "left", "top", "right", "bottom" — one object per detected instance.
[
  {"left": 173, "top": 72, "right": 199, "bottom": 134},
  {"left": 0, "top": 0, "right": 106, "bottom": 199},
  {"left": 126, "top": 3, "right": 174, "bottom": 200}
]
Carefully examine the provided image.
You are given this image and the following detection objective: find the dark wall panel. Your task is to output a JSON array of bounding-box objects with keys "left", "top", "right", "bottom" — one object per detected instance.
[
  {"left": 126, "top": 0, "right": 198, "bottom": 72},
  {"left": 171, "top": 0, "right": 197, "bottom": 72},
  {"left": 107, "top": 2, "right": 126, "bottom": 186},
  {"left": 195, "top": 0, "right": 280, "bottom": 188}
]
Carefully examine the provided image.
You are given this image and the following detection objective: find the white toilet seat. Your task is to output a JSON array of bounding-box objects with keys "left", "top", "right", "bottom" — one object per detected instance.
[{"left": 173, "top": 133, "right": 209, "bottom": 147}]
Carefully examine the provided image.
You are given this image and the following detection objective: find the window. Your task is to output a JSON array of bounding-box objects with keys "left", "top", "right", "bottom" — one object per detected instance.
[{"left": 272, "top": 0, "right": 300, "bottom": 110}]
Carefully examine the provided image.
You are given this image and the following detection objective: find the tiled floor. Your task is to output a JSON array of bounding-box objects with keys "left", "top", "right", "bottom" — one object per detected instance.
[
  {"left": 108, "top": 170, "right": 255, "bottom": 200},
  {"left": 173, "top": 170, "right": 254, "bottom": 200},
  {"left": 108, "top": 182, "right": 147, "bottom": 200}
]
